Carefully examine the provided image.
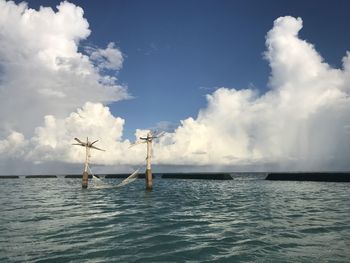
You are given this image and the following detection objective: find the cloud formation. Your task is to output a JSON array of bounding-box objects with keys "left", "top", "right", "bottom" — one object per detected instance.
[
  {"left": 150, "top": 16, "right": 350, "bottom": 170},
  {"left": 87, "top": 42, "right": 124, "bottom": 71},
  {"left": 0, "top": 0, "right": 129, "bottom": 137},
  {"left": 0, "top": 1, "right": 349, "bottom": 173}
]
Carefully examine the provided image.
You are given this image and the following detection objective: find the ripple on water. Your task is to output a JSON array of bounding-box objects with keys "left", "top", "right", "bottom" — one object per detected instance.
[{"left": 0, "top": 177, "right": 350, "bottom": 262}]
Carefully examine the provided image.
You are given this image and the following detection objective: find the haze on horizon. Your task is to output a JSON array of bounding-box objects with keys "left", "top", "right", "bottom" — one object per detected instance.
[{"left": 1, "top": 0, "right": 350, "bottom": 174}]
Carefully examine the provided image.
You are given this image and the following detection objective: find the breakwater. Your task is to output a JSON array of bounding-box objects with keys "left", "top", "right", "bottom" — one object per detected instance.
[
  {"left": 65, "top": 174, "right": 100, "bottom": 178},
  {"left": 162, "top": 173, "right": 233, "bottom": 180},
  {"left": 26, "top": 175, "right": 58, "bottom": 178},
  {"left": 0, "top": 173, "right": 233, "bottom": 180},
  {"left": 105, "top": 173, "right": 148, "bottom": 179},
  {"left": 266, "top": 172, "right": 350, "bottom": 182}
]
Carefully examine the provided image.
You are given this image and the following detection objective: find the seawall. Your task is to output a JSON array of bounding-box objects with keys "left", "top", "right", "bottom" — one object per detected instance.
[
  {"left": 0, "top": 175, "right": 19, "bottom": 179},
  {"left": 162, "top": 173, "right": 233, "bottom": 180},
  {"left": 65, "top": 174, "right": 102, "bottom": 178},
  {"left": 265, "top": 172, "right": 350, "bottom": 182},
  {"left": 0, "top": 173, "right": 233, "bottom": 180},
  {"left": 26, "top": 175, "right": 57, "bottom": 178},
  {"left": 105, "top": 173, "right": 156, "bottom": 179}
]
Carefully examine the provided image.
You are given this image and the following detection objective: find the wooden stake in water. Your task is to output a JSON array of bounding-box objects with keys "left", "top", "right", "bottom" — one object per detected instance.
[
  {"left": 82, "top": 142, "right": 90, "bottom": 188},
  {"left": 140, "top": 132, "right": 154, "bottom": 191},
  {"left": 72, "top": 137, "right": 105, "bottom": 189},
  {"left": 131, "top": 131, "right": 164, "bottom": 191},
  {"left": 146, "top": 133, "right": 153, "bottom": 191}
]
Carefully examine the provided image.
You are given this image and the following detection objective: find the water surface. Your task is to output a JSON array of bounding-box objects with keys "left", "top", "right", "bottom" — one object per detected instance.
[{"left": 1, "top": 175, "right": 349, "bottom": 262}]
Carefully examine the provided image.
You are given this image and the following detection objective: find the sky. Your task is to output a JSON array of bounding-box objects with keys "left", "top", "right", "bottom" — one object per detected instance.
[{"left": 1, "top": 0, "right": 350, "bottom": 174}]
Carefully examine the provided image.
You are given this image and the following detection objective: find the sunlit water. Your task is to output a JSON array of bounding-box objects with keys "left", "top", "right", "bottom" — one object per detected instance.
[{"left": 1, "top": 175, "right": 350, "bottom": 262}]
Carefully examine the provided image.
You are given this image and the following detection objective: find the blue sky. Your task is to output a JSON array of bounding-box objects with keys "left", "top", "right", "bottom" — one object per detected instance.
[
  {"left": 2, "top": 0, "right": 350, "bottom": 173},
  {"left": 17, "top": 0, "right": 350, "bottom": 140}
]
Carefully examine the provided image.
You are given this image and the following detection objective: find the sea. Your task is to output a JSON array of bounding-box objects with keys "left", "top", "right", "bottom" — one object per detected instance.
[{"left": 0, "top": 174, "right": 350, "bottom": 262}]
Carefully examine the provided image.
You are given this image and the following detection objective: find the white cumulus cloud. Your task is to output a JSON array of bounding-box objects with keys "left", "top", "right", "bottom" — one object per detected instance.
[
  {"left": 150, "top": 16, "right": 350, "bottom": 171},
  {"left": 87, "top": 42, "right": 124, "bottom": 71},
  {"left": 0, "top": 0, "right": 129, "bottom": 137},
  {"left": 1, "top": 6, "right": 350, "bottom": 173}
]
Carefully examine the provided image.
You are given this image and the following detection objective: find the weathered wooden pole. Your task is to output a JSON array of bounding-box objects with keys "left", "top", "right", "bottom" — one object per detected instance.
[
  {"left": 73, "top": 137, "right": 105, "bottom": 189},
  {"left": 145, "top": 132, "right": 153, "bottom": 191},
  {"left": 82, "top": 141, "right": 89, "bottom": 188},
  {"left": 136, "top": 131, "right": 163, "bottom": 191}
]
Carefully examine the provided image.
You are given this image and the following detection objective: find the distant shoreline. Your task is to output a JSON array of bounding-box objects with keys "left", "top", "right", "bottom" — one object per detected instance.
[
  {"left": 1, "top": 172, "right": 350, "bottom": 182},
  {"left": 266, "top": 172, "right": 350, "bottom": 182},
  {"left": 0, "top": 173, "right": 234, "bottom": 180}
]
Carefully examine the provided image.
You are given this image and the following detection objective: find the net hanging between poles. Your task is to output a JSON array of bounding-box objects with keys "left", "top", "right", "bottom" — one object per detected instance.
[{"left": 87, "top": 163, "right": 144, "bottom": 188}]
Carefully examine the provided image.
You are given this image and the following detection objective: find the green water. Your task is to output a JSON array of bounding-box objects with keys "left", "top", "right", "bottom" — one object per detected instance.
[{"left": 0, "top": 175, "right": 350, "bottom": 262}]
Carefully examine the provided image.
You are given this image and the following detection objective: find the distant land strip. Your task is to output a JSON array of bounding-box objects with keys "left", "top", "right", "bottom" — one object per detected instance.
[
  {"left": 265, "top": 172, "right": 350, "bottom": 182},
  {"left": 0, "top": 173, "right": 233, "bottom": 180},
  {"left": 65, "top": 174, "right": 99, "bottom": 179},
  {"left": 26, "top": 175, "right": 57, "bottom": 178},
  {"left": 162, "top": 173, "right": 233, "bottom": 180},
  {"left": 105, "top": 173, "right": 146, "bottom": 179}
]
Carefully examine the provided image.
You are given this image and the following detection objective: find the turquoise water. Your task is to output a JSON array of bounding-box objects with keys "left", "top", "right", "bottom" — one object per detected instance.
[{"left": 1, "top": 175, "right": 350, "bottom": 262}]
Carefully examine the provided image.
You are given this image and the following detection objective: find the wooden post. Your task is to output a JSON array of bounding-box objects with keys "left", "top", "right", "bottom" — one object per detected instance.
[
  {"left": 82, "top": 171, "right": 89, "bottom": 188},
  {"left": 82, "top": 144, "right": 89, "bottom": 188},
  {"left": 73, "top": 137, "right": 104, "bottom": 189},
  {"left": 145, "top": 133, "right": 152, "bottom": 191}
]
